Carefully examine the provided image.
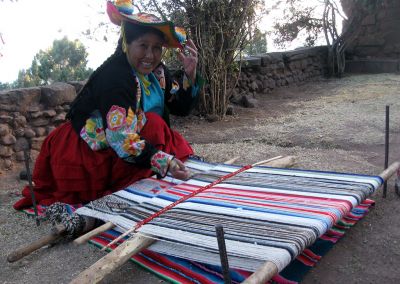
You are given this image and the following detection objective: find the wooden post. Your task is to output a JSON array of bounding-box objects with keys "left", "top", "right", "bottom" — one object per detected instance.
[
  {"left": 7, "top": 224, "right": 66, "bottom": 263},
  {"left": 241, "top": 261, "right": 278, "bottom": 284},
  {"left": 69, "top": 233, "right": 155, "bottom": 284},
  {"left": 379, "top": 161, "right": 400, "bottom": 182},
  {"left": 73, "top": 222, "right": 115, "bottom": 246}
]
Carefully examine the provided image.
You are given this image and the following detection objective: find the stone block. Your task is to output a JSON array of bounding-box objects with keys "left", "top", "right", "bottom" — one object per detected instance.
[
  {"left": 249, "top": 81, "right": 259, "bottom": 92},
  {"left": 0, "top": 87, "right": 41, "bottom": 112},
  {"left": 260, "top": 55, "right": 272, "bottom": 66},
  {"left": 14, "top": 128, "right": 25, "bottom": 137},
  {"left": 13, "top": 114, "right": 27, "bottom": 127},
  {"left": 14, "top": 137, "right": 29, "bottom": 152},
  {"left": 27, "top": 106, "right": 41, "bottom": 112},
  {"left": 345, "top": 59, "right": 399, "bottom": 73},
  {"left": 30, "top": 111, "right": 43, "bottom": 119},
  {"left": 67, "top": 81, "right": 86, "bottom": 94},
  {"left": 34, "top": 127, "right": 47, "bottom": 137},
  {"left": 43, "top": 110, "right": 57, "bottom": 117},
  {"left": 243, "top": 56, "right": 262, "bottom": 67},
  {"left": 0, "top": 115, "right": 13, "bottom": 124},
  {"left": 31, "top": 118, "right": 50, "bottom": 127},
  {"left": 1, "top": 134, "right": 16, "bottom": 145},
  {"left": 15, "top": 151, "right": 26, "bottom": 161},
  {"left": 2, "top": 159, "right": 12, "bottom": 169},
  {"left": 226, "top": 104, "right": 235, "bottom": 116},
  {"left": 0, "top": 124, "right": 9, "bottom": 136},
  {"left": 240, "top": 95, "right": 257, "bottom": 108},
  {"left": 52, "top": 112, "right": 66, "bottom": 123},
  {"left": 31, "top": 137, "right": 46, "bottom": 151},
  {"left": 40, "top": 82, "right": 77, "bottom": 107},
  {"left": 0, "top": 104, "right": 17, "bottom": 112},
  {"left": 0, "top": 146, "right": 13, "bottom": 158},
  {"left": 24, "top": 128, "right": 36, "bottom": 138}
]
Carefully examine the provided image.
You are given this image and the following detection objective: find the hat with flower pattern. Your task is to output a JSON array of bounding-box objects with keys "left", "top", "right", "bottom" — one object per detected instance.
[{"left": 107, "top": 0, "right": 187, "bottom": 48}]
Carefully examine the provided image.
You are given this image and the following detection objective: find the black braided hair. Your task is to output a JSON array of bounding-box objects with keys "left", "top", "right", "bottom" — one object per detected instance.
[
  {"left": 66, "top": 40, "right": 123, "bottom": 120},
  {"left": 67, "top": 22, "right": 166, "bottom": 120}
]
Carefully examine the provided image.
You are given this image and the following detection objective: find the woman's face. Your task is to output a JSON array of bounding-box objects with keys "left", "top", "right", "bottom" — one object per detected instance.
[{"left": 127, "top": 33, "right": 164, "bottom": 75}]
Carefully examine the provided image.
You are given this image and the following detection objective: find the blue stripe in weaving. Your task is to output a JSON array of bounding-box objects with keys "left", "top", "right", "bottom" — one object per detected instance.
[{"left": 157, "top": 193, "right": 332, "bottom": 230}]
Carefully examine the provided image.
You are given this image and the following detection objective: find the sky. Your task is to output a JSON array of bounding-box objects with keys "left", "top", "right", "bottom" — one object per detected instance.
[
  {"left": 0, "top": 0, "right": 119, "bottom": 83},
  {"left": 0, "top": 0, "right": 341, "bottom": 84}
]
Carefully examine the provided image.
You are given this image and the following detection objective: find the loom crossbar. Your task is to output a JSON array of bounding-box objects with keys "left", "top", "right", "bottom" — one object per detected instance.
[{"left": 69, "top": 233, "right": 155, "bottom": 284}]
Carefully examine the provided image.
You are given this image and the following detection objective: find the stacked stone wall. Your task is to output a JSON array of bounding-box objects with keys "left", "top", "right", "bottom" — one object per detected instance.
[
  {"left": 0, "top": 46, "right": 328, "bottom": 170},
  {"left": 342, "top": 0, "right": 400, "bottom": 59},
  {"left": 0, "top": 82, "right": 84, "bottom": 170},
  {"left": 231, "top": 46, "right": 328, "bottom": 106}
]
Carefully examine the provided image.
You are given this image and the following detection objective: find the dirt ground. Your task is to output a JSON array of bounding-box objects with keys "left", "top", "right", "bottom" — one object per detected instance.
[{"left": 1, "top": 73, "right": 400, "bottom": 283}]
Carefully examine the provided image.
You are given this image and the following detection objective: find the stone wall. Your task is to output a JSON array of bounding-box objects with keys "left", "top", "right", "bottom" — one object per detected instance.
[
  {"left": 231, "top": 46, "right": 328, "bottom": 106},
  {"left": 0, "top": 46, "right": 328, "bottom": 171},
  {"left": 342, "top": 0, "right": 400, "bottom": 59},
  {"left": 0, "top": 82, "right": 84, "bottom": 171}
]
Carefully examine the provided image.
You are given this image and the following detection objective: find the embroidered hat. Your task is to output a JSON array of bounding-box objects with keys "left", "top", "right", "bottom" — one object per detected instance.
[{"left": 107, "top": 0, "right": 187, "bottom": 48}]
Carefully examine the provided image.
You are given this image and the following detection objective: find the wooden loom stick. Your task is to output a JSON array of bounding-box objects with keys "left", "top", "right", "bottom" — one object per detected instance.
[
  {"left": 261, "top": 155, "right": 296, "bottom": 168},
  {"left": 69, "top": 233, "right": 154, "bottom": 284},
  {"left": 241, "top": 161, "right": 400, "bottom": 284},
  {"left": 73, "top": 221, "right": 115, "bottom": 246},
  {"left": 7, "top": 224, "right": 66, "bottom": 263},
  {"left": 241, "top": 261, "right": 278, "bottom": 284},
  {"left": 379, "top": 161, "right": 400, "bottom": 181},
  {"left": 102, "top": 155, "right": 284, "bottom": 250},
  {"left": 224, "top": 156, "right": 240, "bottom": 165}
]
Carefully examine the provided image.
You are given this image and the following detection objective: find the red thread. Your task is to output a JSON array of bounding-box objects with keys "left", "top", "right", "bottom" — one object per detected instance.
[{"left": 134, "top": 164, "right": 253, "bottom": 231}]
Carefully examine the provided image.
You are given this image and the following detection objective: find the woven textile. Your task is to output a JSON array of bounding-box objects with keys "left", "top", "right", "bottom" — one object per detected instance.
[
  {"left": 76, "top": 159, "right": 382, "bottom": 272},
  {"left": 89, "top": 199, "right": 373, "bottom": 284}
]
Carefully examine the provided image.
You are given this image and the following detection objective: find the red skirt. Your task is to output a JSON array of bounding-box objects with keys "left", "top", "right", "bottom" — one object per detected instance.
[{"left": 14, "top": 112, "right": 193, "bottom": 209}]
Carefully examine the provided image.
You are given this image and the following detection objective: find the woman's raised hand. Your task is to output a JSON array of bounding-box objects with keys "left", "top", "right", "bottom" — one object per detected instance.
[
  {"left": 169, "top": 158, "right": 192, "bottom": 180},
  {"left": 177, "top": 39, "right": 198, "bottom": 83}
]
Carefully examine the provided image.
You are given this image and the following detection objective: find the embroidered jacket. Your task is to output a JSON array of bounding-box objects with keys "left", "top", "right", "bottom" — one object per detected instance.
[{"left": 67, "top": 52, "right": 199, "bottom": 176}]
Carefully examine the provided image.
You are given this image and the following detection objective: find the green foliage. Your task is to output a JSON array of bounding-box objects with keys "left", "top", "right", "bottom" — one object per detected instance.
[
  {"left": 138, "top": 0, "right": 265, "bottom": 117},
  {"left": 0, "top": 81, "right": 11, "bottom": 91},
  {"left": 244, "top": 28, "right": 267, "bottom": 55},
  {"left": 14, "top": 37, "right": 92, "bottom": 88}
]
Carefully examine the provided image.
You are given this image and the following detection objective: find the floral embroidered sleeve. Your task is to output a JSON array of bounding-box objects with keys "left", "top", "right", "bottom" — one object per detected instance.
[
  {"left": 104, "top": 105, "right": 173, "bottom": 176},
  {"left": 92, "top": 81, "right": 175, "bottom": 176},
  {"left": 150, "top": 151, "right": 174, "bottom": 177}
]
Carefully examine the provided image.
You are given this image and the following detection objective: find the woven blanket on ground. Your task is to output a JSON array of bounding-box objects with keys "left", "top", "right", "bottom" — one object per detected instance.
[
  {"left": 89, "top": 199, "right": 374, "bottom": 284},
  {"left": 76, "top": 159, "right": 382, "bottom": 273}
]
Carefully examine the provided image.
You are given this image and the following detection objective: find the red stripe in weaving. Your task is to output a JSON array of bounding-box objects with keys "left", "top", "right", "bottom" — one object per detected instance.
[
  {"left": 168, "top": 187, "right": 351, "bottom": 216},
  {"left": 133, "top": 165, "right": 253, "bottom": 231}
]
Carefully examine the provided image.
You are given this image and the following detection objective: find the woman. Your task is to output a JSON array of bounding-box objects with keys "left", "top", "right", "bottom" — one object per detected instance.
[{"left": 14, "top": 1, "right": 201, "bottom": 209}]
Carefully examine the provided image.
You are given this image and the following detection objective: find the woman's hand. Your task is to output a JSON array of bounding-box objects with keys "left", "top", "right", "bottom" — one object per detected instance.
[
  {"left": 177, "top": 39, "right": 198, "bottom": 83},
  {"left": 169, "top": 158, "right": 192, "bottom": 180}
]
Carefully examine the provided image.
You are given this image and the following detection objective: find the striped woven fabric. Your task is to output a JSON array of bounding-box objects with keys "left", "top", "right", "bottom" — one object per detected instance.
[
  {"left": 88, "top": 199, "right": 374, "bottom": 284},
  {"left": 76, "top": 159, "right": 382, "bottom": 272}
]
